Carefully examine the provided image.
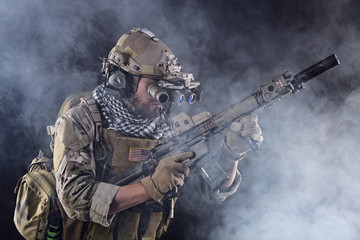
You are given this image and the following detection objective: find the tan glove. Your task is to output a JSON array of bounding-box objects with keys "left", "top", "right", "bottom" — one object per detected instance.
[
  {"left": 222, "top": 113, "right": 263, "bottom": 160},
  {"left": 141, "top": 151, "right": 194, "bottom": 204}
]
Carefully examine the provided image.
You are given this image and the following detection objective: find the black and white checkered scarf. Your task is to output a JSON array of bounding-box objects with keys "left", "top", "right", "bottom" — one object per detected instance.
[{"left": 93, "top": 84, "right": 173, "bottom": 140}]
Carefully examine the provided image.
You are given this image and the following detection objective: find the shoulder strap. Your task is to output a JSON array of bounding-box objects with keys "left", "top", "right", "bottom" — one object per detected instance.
[
  {"left": 80, "top": 97, "right": 108, "bottom": 161},
  {"left": 80, "top": 97, "right": 102, "bottom": 143}
]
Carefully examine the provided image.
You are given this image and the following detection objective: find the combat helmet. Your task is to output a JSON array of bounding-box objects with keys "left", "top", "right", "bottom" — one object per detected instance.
[{"left": 101, "top": 27, "right": 202, "bottom": 104}]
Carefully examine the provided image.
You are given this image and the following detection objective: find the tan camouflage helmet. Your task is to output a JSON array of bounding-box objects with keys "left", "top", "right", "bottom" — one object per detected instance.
[{"left": 103, "top": 27, "right": 199, "bottom": 89}]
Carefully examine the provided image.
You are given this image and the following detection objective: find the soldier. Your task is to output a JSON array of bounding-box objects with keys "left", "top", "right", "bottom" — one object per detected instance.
[{"left": 53, "top": 27, "right": 263, "bottom": 239}]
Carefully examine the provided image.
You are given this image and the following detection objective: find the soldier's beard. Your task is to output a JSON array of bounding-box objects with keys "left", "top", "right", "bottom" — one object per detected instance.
[
  {"left": 132, "top": 103, "right": 161, "bottom": 120},
  {"left": 133, "top": 95, "right": 162, "bottom": 120}
]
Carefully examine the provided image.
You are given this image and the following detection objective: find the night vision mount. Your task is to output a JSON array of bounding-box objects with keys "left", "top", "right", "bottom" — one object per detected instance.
[{"left": 145, "top": 50, "right": 202, "bottom": 105}]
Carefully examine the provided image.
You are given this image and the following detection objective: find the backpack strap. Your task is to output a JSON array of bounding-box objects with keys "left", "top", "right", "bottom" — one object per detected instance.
[
  {"left": 80, "top": 97, "right": 108, "bottom": 161},
  {"left": 80, "top": 98, "right": 102, "bottom": 143}
]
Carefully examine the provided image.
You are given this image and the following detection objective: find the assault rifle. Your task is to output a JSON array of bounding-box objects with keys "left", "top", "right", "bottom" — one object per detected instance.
[{"left": 109, "top": 54, "right": 340, "bottom": 190}]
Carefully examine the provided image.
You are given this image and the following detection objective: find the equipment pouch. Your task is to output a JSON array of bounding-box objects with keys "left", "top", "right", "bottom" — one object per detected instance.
[{"left": 14, "top": 155, "right": 61, "bottom": 240}]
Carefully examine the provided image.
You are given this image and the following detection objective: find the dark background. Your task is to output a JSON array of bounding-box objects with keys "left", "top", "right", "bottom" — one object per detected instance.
[{"left": 1, "top": 0, "right": 359, "bottom": 239}]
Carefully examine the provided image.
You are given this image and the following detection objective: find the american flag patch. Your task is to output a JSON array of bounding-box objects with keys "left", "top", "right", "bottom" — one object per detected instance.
[{"left": 128, "top": 147, "right": 151, "bottom": 162}]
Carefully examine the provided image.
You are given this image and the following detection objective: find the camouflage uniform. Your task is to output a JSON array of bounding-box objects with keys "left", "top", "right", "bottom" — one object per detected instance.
[{"left": 53, "top": 99, "right": 241, "bottom": 239}]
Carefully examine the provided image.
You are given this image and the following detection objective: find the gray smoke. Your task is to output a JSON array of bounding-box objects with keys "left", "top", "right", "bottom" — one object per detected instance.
[{"left": 1, "top": 0, "right": 359, "bottom": 239}]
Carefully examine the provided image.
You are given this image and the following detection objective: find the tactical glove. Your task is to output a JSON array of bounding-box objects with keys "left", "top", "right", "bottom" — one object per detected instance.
[
  {"left": 222, "top": 113, "right": 263, "bottom": 160},
  {"left": 141, "top": 151, "right": 194, "bottom": 204}
]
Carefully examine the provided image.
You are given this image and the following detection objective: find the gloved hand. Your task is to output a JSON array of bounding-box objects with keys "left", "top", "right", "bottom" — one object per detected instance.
[
  {"left": 141, "top": 151, "right": 194, "bottom": 204},
  {"left": 222, "top": 113, "right": 263, "bottom": 160}
]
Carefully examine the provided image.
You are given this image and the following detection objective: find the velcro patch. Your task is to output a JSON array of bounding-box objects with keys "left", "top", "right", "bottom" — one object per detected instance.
[
  {"left": 128, "top": 147, "right": 151, "bottom": 162},
  {"left": 141, "top": 65, "right": 154, "bottom": 74},
  {"left": 124, "top": 46, "right": 137, "bottom": 59},
  {"left": 117, "top": 34, "right": 129, "bottom": 47}
]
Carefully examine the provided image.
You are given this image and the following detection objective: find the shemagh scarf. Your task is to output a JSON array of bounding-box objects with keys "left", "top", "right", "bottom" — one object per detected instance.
[{"left": 92, "top": 84, "right": 173, "bottom": 140}]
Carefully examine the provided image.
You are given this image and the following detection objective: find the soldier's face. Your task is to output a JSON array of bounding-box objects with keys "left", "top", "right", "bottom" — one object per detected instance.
[{"left": 133, "top": 77, "right": 163, "bottom": 119}]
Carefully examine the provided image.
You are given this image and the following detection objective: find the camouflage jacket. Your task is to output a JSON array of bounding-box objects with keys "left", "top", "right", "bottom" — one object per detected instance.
[{"left": 53, "top": 99, "right": 241, "bottom": 232}]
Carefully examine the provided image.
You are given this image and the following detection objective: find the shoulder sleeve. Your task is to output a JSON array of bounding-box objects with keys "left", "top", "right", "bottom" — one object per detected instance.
[
  {"left": 53, "top": 105, "right": 93, "bottom": 172},
  {"left": 54, "top": 105, "right": 119, "bottom": 227}
]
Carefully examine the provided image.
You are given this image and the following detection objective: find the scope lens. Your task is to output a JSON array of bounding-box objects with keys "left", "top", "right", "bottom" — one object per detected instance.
[
  {"left": 184, "top": 90, "right": 196, "bottom": 104},
  {"left": 146, "top": 82, "right": 169, "bottom": 104},
  {"left": 178, "top": 95, "right": 184, "bottom": 104},
  {"left": 158, "top": 94, "right": 169, "bottom": 103},
  {"left": 189, "top": 94, "right": 195, "bottom": 103},
  {"left": 170, "top": 90, "right": 185, "bottom": 105}
]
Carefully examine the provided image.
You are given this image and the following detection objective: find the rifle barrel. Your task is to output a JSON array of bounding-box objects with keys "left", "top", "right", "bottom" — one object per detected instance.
[{"left": 293, "top": 54, "right": 340, "bottom": 84}]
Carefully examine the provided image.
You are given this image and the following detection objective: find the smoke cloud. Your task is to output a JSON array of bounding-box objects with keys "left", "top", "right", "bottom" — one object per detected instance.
[{"left": 1, "top": 0, "right": 359, "bottom": 239}]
